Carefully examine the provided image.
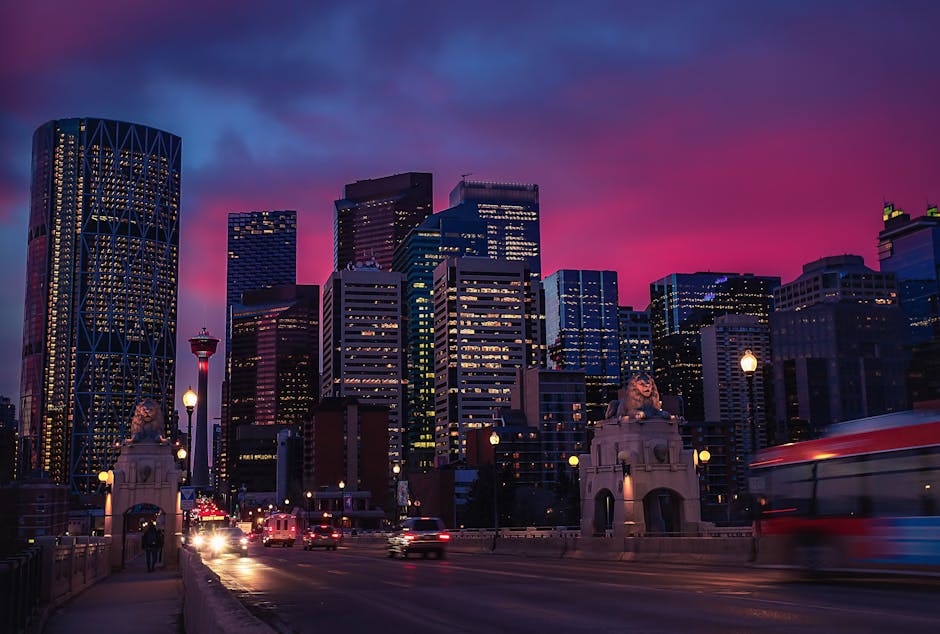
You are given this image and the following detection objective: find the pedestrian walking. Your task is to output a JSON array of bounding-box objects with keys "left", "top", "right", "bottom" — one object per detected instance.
[
  {"left": 156, "top": 528, "right": 165, "bottom": 564},
  {"left": 143, "top": 523, "right": 159, "bottom": 572}
]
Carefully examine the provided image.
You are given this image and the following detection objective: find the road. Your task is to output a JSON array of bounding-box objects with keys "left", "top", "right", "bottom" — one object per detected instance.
[{"left": 205, "top": 542, "right": 940, "bottom": 633}]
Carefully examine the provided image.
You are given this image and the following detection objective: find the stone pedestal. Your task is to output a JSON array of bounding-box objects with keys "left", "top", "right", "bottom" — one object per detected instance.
[
  {"left": 105, "top": 439, "right": 183, "bottom": 570},
  {"left": 578, "top": 408, "right": 702, "bottom": 538}
]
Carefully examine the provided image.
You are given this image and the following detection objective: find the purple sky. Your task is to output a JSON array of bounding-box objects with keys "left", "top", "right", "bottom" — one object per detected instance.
[{"left": 1, "top": 1, "right": 939, "bottom": 422}]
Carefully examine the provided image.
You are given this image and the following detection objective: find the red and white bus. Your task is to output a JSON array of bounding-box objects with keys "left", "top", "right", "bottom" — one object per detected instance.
[{"left": 749, "top": 409, "right": 940, "bottom": 574}]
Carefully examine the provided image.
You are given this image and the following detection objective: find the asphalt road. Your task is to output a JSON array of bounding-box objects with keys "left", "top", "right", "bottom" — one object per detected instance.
[{"left": 205, "top": 542, "right": 940, "bottom": 633}]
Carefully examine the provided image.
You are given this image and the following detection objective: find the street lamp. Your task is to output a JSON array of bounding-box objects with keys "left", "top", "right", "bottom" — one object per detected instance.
[
  {"left": 740, "top": 349, "right": 758, "bottom": 455},
  {"left": 489, "top": 430, "right": 500, "bottom": 531},
  {"left": 392, "top": 464, "right": 401, "bottom": 521},
  {"left": 181, "top": 387, "right": 197, "bottom": 485},
  {"left": 697, "top": 449, "right": 711, "bottom": 519},
  {"left": 305, "top": 491, "right": 312, "bottom": 524}
]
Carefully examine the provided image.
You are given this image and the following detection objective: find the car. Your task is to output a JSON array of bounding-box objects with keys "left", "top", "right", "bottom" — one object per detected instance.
[
  {"left": 303, "top": 524, "right": 341, "bottom": 550},
  {"left": 205, "top": 527, "right": 249, "bottom": 558},
  {"left": 387, "top": 517, "right": 450, "bottom": 560}
]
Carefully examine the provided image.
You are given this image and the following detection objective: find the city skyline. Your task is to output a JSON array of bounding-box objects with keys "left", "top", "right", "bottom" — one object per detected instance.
[{"left": 2, "top": 1, "right": 940, "bottom": 415}]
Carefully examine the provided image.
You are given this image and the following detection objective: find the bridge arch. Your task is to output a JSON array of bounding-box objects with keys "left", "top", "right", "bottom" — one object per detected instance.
[
  {"left": 593, "top": 488, "right": 615, "bottom": 536},
  {"left": 643, "top": 487, "right": 683, "bottom": 534}
]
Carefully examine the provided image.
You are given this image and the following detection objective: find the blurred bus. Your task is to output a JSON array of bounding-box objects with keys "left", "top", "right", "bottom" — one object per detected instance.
[{"left": 750, "top": 409, "right": 940, "bottom": 575}]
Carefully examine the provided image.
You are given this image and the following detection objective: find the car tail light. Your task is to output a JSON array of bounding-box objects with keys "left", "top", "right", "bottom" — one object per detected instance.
[
  {"left": 438, "top": 533, "right": 451, "bottom": 541},
  {"left": 404, "top": 534, "right": 415, "bottom": 541},
  {"left": 331, "top": 532, "right": 340, "bottom": 539}
]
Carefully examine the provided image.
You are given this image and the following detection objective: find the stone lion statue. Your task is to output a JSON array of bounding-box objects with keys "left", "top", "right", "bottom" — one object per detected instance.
[
  {"left": 615, "top": 372, "right": 673, "bottom": 421},
  {"left": 130, "top": 398, "right": 165, "bottom": 442}
]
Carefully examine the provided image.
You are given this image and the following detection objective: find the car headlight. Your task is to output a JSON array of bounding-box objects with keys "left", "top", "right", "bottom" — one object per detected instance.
[
  {"left": 211, "top": 535, "right": 225, "bottom": 551},
  {"left": 240, "top": 538, "right": 248, "bottom": 546},
  {"left": 192, "top": 535, "right": 205, "bottom": 547}
]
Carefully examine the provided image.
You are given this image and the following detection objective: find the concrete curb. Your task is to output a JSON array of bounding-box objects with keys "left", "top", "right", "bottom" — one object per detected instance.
[{"left": 181, "top": 549, "right": 273, "bottom": 633}]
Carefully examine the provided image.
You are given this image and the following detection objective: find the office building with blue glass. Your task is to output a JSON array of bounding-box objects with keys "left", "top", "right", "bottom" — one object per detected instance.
[{"left": 543, "top": 270, "right": 620, "bottom": 419}]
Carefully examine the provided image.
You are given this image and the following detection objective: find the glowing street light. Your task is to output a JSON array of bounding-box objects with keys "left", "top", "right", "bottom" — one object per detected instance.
[
  {"left": 181, "top": 387, "right": 197, "bottom": 484},
  {"left": 489, "top": 430, "right": 501, "bottom": 530},
  {"left": 740, "top": 349, "right": 758, "bottom": 455}
]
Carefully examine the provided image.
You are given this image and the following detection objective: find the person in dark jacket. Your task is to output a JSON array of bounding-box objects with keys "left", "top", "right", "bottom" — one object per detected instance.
[
  {"left": 156, "top": 528, "right": 165, "bottom": 564},
  {"left": 143, "top": 523, "right": 159, "bottom": 572}
]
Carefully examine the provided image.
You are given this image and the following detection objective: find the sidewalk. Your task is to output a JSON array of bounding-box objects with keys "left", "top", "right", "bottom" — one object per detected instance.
[{"left": 44, "top": 555, "right": 182, "bottom": 634}]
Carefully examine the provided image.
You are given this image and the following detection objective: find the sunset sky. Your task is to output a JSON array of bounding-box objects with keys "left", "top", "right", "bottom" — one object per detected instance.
[{"left": 1, "top": 1, "right": 938, "bottom": 418}]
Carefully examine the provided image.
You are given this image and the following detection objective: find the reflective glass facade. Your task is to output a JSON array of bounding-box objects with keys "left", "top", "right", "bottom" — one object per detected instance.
[
  {"left": 543, "top": 270, "right": 619, "bottom": 418},
  {"left": 334, "top": 172, "right": 432, "bottom": 273},
  {"left": 20, "top": 118, "right": 181, "bottom": 493},
  {"left": 878, "top": 204, "right": 940, "bottom": 346},
  {"left": 226, "top": 210, "right": 297, "bottom": 378},
  {"left": 649, "top": 272, "right": 779, "bottom": 421},
  {"left": 618, "top": 306, "right": 653, "bottom": 379}
]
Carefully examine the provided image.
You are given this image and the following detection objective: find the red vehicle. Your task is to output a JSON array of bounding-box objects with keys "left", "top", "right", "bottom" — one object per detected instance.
[
  {"left": 303, "top": 524, "right": 341, "bottom": 551},
  {"left": 750, "top": 409, "right": 940, "bottom": 574}
]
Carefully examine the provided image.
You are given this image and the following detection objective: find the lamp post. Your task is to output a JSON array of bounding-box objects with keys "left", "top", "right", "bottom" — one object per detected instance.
[
  {"left": 182, "top": 387, "right": 197, "bottom": 485},
  {"left": 489, "top": 430, "right": 500, "bottom": 531},
  {"left": 696, "top": 448, "right": 710, "bottom": 521},
  {"left": 568, "top": 455, "right": 580, "bottom": 527},
  {"left": 305, "top": 490, "right": 312, "bottom": 525},
  {"left": 740, "top": 349, "right": 758, "bottom": 456},
  {"left": 392, "top": 464, "right": 401, "bottom": 521}
]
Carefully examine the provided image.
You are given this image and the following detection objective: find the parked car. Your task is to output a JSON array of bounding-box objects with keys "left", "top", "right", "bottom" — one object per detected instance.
[
  {"left": 205, "top": 527, "right": 249, "bottom": 558},
  {"left": 387, "top": 517, "right": 450, "bottom": 559},
  {"left": 303, "top": 524, "right": 341, "bottom": 550}
]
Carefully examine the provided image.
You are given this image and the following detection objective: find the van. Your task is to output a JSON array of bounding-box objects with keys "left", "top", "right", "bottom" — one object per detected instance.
[{"left": 262, "top": 513, "right": 297, "bottom": 547}]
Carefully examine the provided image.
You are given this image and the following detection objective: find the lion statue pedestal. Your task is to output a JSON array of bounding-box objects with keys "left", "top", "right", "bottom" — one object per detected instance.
[
  {"left": 104, "top": 399, "right": 183, "bottom": 570},
  {"left": 577, "top": 374, "right": 703, "bottom": 539}
]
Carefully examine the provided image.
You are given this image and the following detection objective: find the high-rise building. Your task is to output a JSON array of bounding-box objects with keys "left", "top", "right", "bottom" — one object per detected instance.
[
  {"left": 1, "top": 397, "right": 15, "bottom": 485},
  {"left": 510, "top": 367, "right": 587, "bottom": 486},
  {"left": 701, "top": 315, "right": 771, "bottom": 468},
  {"left": 878, "top": 202, "right": 940, "bottom": 403},
  {"left": 649, "top": 272, "right": 779, "bottom": 422},
  {"left": 543, "top": 270, "right": 619, "bottom": 418},
  {"left": 20, "top": 118, "right": 180, "bottom": 492},
  {"left": 322, "top": 265, "right": 405, "bottom": 467},
  {"left": 771, "top": 255, "right": 908, "bottom": 436},
  {"left": 225, "top": 210, "right": 297, "bottom": 377},
  {"left": 334, "top": 172, "right": 433, "bottom": 273},
  {"left": 878, "top": 202, "right": 940, "bottom": 344},
  {"left": 433, "top": 257, "right": 540, "bottom": 465},
  {"left": 618, "top": 306, "right": 653, "bottom": 379},
  {"left": 392, "top": 180, "right": 544, "bottom": 469},
  {"left": 223, "top": 285, "right": 319, "bottom": 492},
  {"left": 447, "top": 179, "right": 542, "bottom": 275}
]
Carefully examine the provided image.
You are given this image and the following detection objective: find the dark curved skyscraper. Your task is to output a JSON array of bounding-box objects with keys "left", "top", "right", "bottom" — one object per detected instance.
[{"left": 20, "top": 118, "right": 181, "bottom": 493}]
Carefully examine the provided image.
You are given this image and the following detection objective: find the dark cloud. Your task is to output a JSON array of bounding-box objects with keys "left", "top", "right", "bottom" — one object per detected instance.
[{"left": 1, "top": 0, "right": 939, "bottom": 409}]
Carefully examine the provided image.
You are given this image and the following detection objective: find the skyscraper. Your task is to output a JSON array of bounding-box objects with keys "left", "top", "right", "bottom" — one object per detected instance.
[
  {"left": 771, "top": 255, "right": 908, "bottom": 436},
  {"left": 334, "top": 172, "right": 432, "bottom": 272},
  {"left": 225, "top": 210, "right": 297, "bottom": 377},
  {"left": 878, "top": 202, "right": 940, "bottom": 402},
  {"left": 392, "top": 179, "right": 544, "bottom": 469},
  {"left": 224, "top": 285, "right": 319, "bottom": 492},
  {"left": 543, "top": 270, "right": 620, "bottom": 418},
  {"left": 433, "top": 257, "right": 539, "bottom": 465},
  {"left": 322, "top": 264, "right": 405, "bottom": 466},
  {"left": 618, "top": 306, "right": 653, "bottom": 379},
  {"left": 649, "top": 272, "right": 779, "bottom": 421},
  {"left": 20, "top": 118, "right": 181, "bottom": 492}
]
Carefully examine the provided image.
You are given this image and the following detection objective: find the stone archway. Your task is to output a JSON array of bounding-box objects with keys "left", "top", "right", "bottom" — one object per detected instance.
[
  {"left": 643, "top": 488, "right": 683, "bottom": 534},
  {"left": 122, "top": 502, "right": 168, "bottom": 567},
  {"left": 104, "top": 400, "right": 183, "bottom": 569},
  {"left": 593, "top": 489, "right": 615, "bottom": 536}
]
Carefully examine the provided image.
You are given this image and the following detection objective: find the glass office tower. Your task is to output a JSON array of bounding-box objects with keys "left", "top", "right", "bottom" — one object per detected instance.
[
  {"left": 543, "top": 270, "right": 620, "bottom": 419},
  {"left": 649, "top": 272, "right": 779, "bottom": 421},
  {"left": 20, "top": 118, "right": 181, "bottom": 492}
]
